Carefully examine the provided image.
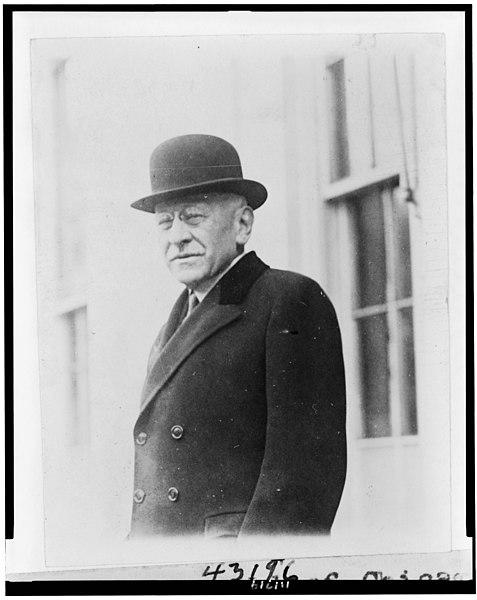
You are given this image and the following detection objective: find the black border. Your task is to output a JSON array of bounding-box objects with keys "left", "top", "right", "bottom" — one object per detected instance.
[
  {"left": 5, "top": 3, "right": 474, "bottom": 594},
  {"left": 3, "top": 579, "right": 477, "bottom": 594}
]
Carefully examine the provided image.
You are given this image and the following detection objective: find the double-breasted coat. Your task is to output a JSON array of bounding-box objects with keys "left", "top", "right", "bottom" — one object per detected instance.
[{"left": 130, "top": 252, "right": 346, "bottom": 538}]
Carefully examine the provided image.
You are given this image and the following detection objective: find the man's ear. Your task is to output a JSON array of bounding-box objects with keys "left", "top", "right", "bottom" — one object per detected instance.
[{"left": 236, "top": 205, "right": 254, "bottom": 245}]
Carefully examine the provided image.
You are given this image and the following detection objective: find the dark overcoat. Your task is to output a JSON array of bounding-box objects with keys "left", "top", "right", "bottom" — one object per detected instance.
[{"left": 130, "top": 252, "right": 346, "bottom": 538}]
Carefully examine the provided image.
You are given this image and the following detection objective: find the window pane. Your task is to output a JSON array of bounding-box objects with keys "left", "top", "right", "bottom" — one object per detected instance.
[
  {"left": 327, "top": 59, "right": 350, "bottom": 182},
  {"left": 357, "top": 313, "right": 391, "bottom": 438},
  {"left": 351, "top": 188, "right": 387, "bottom": 308},
  {"left": 398, "top": 307, "right": 417, "bottom": 435},
  {"left": 392, "top": 188, "right": 413, "bottom": 300}
]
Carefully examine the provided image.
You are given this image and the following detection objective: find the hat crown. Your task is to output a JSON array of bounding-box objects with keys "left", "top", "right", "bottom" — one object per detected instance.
[
  {"left": 150, "top": 134, "right": 243, "bottom": 192},
  {"left": 131, "top": 133, "right": 267, "bottom": 213}
]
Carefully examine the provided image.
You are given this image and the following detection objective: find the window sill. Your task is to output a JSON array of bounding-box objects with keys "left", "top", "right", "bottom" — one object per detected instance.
[
  {"left": 356, "top": 435, "right": 420, "bottom": 450},
  {"left": 323, "top": 170, "right": 400, "bottom": 202}
]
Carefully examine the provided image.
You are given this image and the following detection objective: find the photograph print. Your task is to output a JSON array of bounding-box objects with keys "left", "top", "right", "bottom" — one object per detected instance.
[{"left": 17, "top": 17, "right": 467, "bottom": 574}]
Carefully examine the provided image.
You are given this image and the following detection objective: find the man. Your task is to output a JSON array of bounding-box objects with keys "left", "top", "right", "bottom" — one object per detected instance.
[{"left": 129, "top": 134, "right": 346, "bottom": 539}]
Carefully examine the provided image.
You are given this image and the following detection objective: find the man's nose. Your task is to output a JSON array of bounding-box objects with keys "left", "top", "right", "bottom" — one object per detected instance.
[{"left": 168, "top": 215, "right": 193, "bottom": 246}]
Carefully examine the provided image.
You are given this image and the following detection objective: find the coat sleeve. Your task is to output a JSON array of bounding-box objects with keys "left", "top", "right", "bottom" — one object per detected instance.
[{"left": 239, "top": 278, "right": 347, "bottom": 535}]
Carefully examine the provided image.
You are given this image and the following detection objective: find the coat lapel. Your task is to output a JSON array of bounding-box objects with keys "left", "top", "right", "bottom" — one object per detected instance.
[
  {"left": 140, "top": 252, "right": 270, "bottom": 413},
  {"left": 143, "top": 290, "right": 188, "bottom": 374},
  {"left": 158, "top": 289, "right": 189, "bottom": 351},
  {"left": 140, "top": 288, "right": 241, "bottom": 411}
]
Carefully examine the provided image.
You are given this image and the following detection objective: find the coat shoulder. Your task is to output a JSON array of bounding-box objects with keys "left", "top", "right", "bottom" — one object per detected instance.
[
  {"left": 253, "top": 267, "right": 339, "bottom": 324},
  {"left": 260, "top": 267, "right": 331, "bottom": 302},
  {"left": 265, "top": 267, "right": 320, "bottom": 286}
]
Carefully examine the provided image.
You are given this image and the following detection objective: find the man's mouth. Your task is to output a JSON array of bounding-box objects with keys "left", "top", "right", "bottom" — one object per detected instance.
[{"left": 170, "top": 254, "right": 203, "bottom": 261}]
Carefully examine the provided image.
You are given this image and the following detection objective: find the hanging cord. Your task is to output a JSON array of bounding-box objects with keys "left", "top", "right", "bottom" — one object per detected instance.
[{"left": 393, "top": 55, "right": 420, "bottom": 214}]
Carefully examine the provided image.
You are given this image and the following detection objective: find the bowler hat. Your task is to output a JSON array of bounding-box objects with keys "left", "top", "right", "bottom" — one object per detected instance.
[{"left": 131, "top": 134, "right": 268, "bottom": 212}]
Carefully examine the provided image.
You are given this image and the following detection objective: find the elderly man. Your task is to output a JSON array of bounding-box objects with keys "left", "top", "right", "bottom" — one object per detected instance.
[{"left": 129, "top": 134, "right": 346, "bottom": 539}]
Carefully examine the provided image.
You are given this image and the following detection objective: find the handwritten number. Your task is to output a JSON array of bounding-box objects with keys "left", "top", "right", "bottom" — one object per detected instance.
[
  {"left": 265, "top": 581, "right": 275, "bottom": 589},
  {"left": 229, "top": 562, "right": 244, "bottom": 580},
  {"left": 202, "top": 563, "right": 226, "bottom": 580},
  {"left": 265, "top": 559, "right": 281, "bottom": 581},
  {"left": 249, "top": 564, "right": 259, "bottom": 580},
  {"left": 283, "top": 560, "right": 299, "bottom": 580}
]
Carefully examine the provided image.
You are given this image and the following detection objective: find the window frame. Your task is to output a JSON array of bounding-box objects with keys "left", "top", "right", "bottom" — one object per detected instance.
[
  {"left": 56, "top": 300, "right": 90, "bottom": 447},
  {"left": 327, "top": 176, "right": 419, "bottom": 444}
]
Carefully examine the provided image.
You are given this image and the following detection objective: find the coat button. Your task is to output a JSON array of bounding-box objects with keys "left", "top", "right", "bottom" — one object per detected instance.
[
  {"left": 136, "top": 432, "right": 147, "bottom": 445},
  {"left": 133, "top": 489, "right": 146, "bottom": 503},
  {"left": 170, "top": 425, "right": 184, "bottom": 440},
  {"left": 167, "top": 487, "right": 179, "bottom": 502}
]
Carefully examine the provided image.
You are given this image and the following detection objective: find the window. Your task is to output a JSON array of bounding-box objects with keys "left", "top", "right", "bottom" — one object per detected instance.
[
  {"left": 52, "top": 59, "right": 86, "bottom": 289},
  {"left": 65, "top": 306, "right": 90, "bottom": 445},
  {"left": 327, "top": 59, "right": 350, "bottom": 182},
  {"left": 349, "top": 179, "right": 417, "bottom": 438}
]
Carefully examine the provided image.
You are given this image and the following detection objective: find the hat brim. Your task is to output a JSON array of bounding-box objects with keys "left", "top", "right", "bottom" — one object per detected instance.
[{"left": 131, "top": 178, "right": 267, "bottom": 213}]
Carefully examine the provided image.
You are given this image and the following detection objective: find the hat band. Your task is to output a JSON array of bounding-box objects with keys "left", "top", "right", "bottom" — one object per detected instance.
[{"left": 151, "top": 164, "right": 243, "bottom": 192}]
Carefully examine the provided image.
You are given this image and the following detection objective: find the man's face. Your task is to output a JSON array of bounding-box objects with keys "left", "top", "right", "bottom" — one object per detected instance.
[{"left": 155, "top": 193, "right": 251, "bottom": 291}]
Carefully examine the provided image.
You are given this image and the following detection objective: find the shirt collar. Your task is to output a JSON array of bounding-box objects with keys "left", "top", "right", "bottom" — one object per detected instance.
[{"left": 191, "top": 252, "right": 249, "bottom": 303}]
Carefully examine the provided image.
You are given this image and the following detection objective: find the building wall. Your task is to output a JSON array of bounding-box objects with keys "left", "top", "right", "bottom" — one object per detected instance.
[
  {"left": 311, "top": 35, "right": 449, "bottom": 554},
  {"left": 31, "top": 34, "right": 450, "bottom": 565}
]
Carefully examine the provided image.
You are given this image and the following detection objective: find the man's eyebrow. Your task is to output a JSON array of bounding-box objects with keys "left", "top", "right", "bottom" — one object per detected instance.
[
  {"left": 182, "top": 203, "right": 209, "bottom": 212},
  {"left": 155, "top": 201, "right": 210, "bottom": 214}
]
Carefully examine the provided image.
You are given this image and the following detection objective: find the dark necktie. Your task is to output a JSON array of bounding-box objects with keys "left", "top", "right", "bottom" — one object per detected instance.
[{"left": 186, "top": 291, "right": 199, "bottom": 319}]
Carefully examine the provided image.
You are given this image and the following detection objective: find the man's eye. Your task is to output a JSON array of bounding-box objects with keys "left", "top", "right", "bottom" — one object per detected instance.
[
  {"left": 156, "top": 216, "right": 173, "bottom": 229},
  {"left": 183, "top": 213, "right": 204, "bottom": 224}
]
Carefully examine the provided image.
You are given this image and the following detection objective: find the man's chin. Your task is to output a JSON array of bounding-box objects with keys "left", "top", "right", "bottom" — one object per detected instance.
[{"left": 169, "top": 266, "right": 205, "bottom": 289}]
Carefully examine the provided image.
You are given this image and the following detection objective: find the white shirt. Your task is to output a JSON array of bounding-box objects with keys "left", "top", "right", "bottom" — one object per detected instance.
[{"left": 191, "top": 252, "right": 249, "bottom": 303}]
